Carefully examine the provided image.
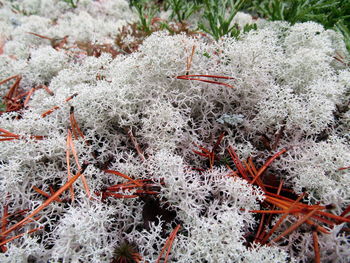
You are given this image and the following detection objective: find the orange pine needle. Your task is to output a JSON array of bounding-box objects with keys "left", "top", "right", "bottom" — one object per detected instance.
[
  {"left": 38, "top": 85, "right": 54, "bottom": 96},
  {"left": 261, "top": 183, "right": 295, "bottom": 193},
  {"left": 277, "top": 180, "right": 284, "bottom": 195},
  {"left": 193, "top": 133, "right": 225, "bottom": 169},
  {"left": 212, "top": 132, "right": 225, "bottom": 152},
  {"left": 5, "top": 76, "right": 21, "bottom": 100},
  {"left": 186, "top": 45, "right": 196, "bottom": 74},
  {"left": 41, "top": 93, "right": 78, "bottom": 118},
  {"left": 178, "top": 74, "right": 235, "bottom": 79},
  {"left": 0, "top": 227, "right": 43, "bottom": 247},
  {"left": 67, "top": 130, "right": 90, "bottom": 198},
  {"left": 227, "top": 146, "right": 250, "bottom": 181},
  {"left": 265, "top": 192, "right": 310, "bottom": 207},
  {"left": 103, "top": 170, "right": 143, "bottom": 187},
  {"left": 176, "top": 74, "right": 235, "bottom": 88},
  {"left": 127, "top": 128, "right": 145, "bottom": 162},
  {"left": 193, "top": 143, "right": 211, "bottom": 154},
  {"left": 248, "top": 157, "right": 258, "bottom": 175},
  {"left": 250, "top": 148, "right": 288, "bottom": 185},
  {"left": 32, "top": 186, "right": 62, "bottom": 202},
  {"left": 270, "top": 208, "right": 320, "bottom": 244},
  {"left": 312, "top": 230, "right": 321, "bottom": 263},
  {"left": 250, "top": 209, "right": 303, "bottom": 214},
  {"left": 66, "top": 130, "right": 75, "bottom": 201},
  {"left": 23, "top": 88, "right": 35, "bottom": 107},
  {"left": 106, "top": 179, "right": 155, "bottom": 190},
  {"left": 0, "top": 210, "right": 28, "bottom": 225},
  {"left": 107, "top": 184, "right": 141, "bottom": 191},
  {"left": 0, "top": 128, "right": 43, "bottom": 142},
  {"left": 41, "top": 106, "right": 60, "bottom": 118},
  {"left": 49, "top": 186, "right": 63, "bottom": 202},
  {"left": 192, "top": 150, "right": 209, "bottom": 157},
  {"left": 261, "top": 193, "right": 306, "bottom": 244},
  {"left": 156, "top": 224, "right": 181, "bottom": 263},
  {"left": 0, "top": 128, "right": 18, "bottom": 137},
  {"left": 316, "top": 210, "right": 350, "bottom": 224},
  {"left": 0, "top": 138, "right": 16, "bottom": 142},
  {"left": 1, "top": 205, "right": 8, "bottom": 234},
  {"left": 310, "top": 214, "right": 336, "bottom": 227},
  {"left": 69, "top": 106, "right": 85, "bottom": 139},
  {"left": 262, "top": 180, "right": 285, "bottom": 238},
  {"left": 1, "top": 164, "right": 87, "bottom": 237},
  {"left": 12, "top": 90, "right": 29, "bottom": 101},
  {"left": 27, "top": 32, "right": 52, "bottom": 40},
  {"left": 103, "top": 193, "right": 139, "bottom": 198},
  {"left": 32, "top": 186, "right": 51, "bottom": 199},
  {"left": 0, "top": 75, "right": 20, "bottom": 86},
  {"left": 255, "top": 214, "right": 266, "bottom": 242},
  {"left": 340, "top": 204, "right": 350, "bottom": 217},
  {"left": 264, "top": 197, "right": 294, "bottom": 210},
  {"left": 0, "top": 204, "right": 8, "bottom": 252},
  {"left": 244, "top": 159, "right": 265, "bottom": 190}
]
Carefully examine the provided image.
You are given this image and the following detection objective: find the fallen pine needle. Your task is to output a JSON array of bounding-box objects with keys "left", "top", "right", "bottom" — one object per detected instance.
[
  {"left": 41, "top": 93, "right": 78, "bottom": 118},
  {"left": 176, "top": 74, "right": 235, "bottom": 88},
  {"left": 0, "top": 227, "right": 43, "bottom": 247},
  {"left": 67, "top": 130, "right": 90, "bottom": 198},
  {"left": 261, "top": 193, "right": 306, "bottom": 244},
  {"left": 0, "top": 75, "right": 20, "bottom": 86},
  {"left": 312, "top": 229, "right": 321, "bottom": 263},
  {"left": 66, "top": 130, "right": 75, "bottom": 201},
  {"left": 270, "top": 208, "right": 320, "bottom": 244},
  {"left": 1, "top": 164, "right": 87, "bottom": 238},
  {"left": 156, "top": 224, "right": 181, "bottom": 263},
  {"left": 250, "top": 148, "right": 288, "bottom": 185},
  {"left": 103, "top": 170, "right": 143, "bottom": 187}
]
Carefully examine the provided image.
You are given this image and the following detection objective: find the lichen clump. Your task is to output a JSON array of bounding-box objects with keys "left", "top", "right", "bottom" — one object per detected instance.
[{"left": 0, "top": 0, "right": 349, "bottom": 262}]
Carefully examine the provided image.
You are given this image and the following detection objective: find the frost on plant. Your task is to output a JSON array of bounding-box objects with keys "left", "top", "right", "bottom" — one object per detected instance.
[{"left": 0, "top": 2, "right": 350, "bottom": 263}]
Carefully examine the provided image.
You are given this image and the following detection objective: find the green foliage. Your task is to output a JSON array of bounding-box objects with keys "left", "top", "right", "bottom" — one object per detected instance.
[
  {"left": 335, "top": 20, "right": 350, "bottom": 53},
  {"left": 231, "top": 22, "right": 257, "bottom": 39},
  {"left": 129, "top": 0, "right": 255, "bottom": 40},
  {"left": 198, "top": 0, "right": 248, "bottom": 40},
  {"left": 127, "top": 0, "right": 349, "bottom": 51},
  {"left": 61, "top": 0, "right": 79, "bottom": 8},
  {"left": 130, "top": 0, "right": 159, "bottom": 33},
  {"left": 251, "top": 0, "right": 349, "bottom": 25},
  {"left": 11, "top": 4, "right": 36, "bottom": 15},
  {"left": 166, "top": 0, "right": 202, "bottom": 23},
  {"left": 249, "top": 0, "right": 350, "bottom": 52},
  {"left": 0, "top": 99, "right": 5, "bottom": 112}
]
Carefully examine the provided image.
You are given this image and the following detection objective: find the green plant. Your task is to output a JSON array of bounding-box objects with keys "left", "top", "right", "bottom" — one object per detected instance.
[
  {"left": 249, "top": 0, "right": 350, "bottom": 52},
  {"left": 230, "top": 22, "right": 257, "bottom": 39},
  {"left": 10, "top": 4, "right": 36, "bottom": 15},
  {"left": 0, "top": 99, "right": 5, "bottom": 112},
  {"left": 61, "top": 0, "right": 79, "bottom": 8},
  {"left": 252, "top": 0, "right": 346, "bottom": 24},
  {"left": 166, "top": 0, "right": 202, "bottom": 23},
  {"left": 198, "top": 0, "right": 247, "bottom": 40},
  {"left": 130, "top": 0, "right": 159, "bottom": 34},
  {"left": 335, "top": 20, "right": 350, "bottom": 53}
]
